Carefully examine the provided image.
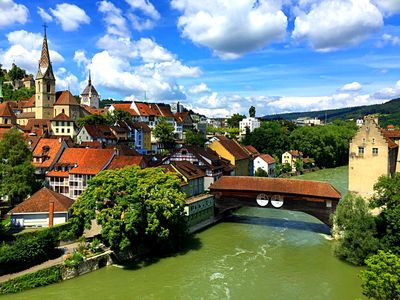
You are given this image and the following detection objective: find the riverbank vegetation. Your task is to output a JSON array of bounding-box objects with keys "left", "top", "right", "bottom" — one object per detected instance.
[
  {"left": 69, "top": 166, "right": 188, "bottom": 254},
  {"left": 333, "top": 174, "right": 400, "bottom": 299},
  {"left": 242, "top": 120, "right": 357, "bottom": 169}
]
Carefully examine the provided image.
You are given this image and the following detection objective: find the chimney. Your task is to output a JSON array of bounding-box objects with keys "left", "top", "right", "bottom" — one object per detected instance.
[
  {"left": 114, "top": 147, "right": 120, "bottom": 156},
  {"left": 48, "top": 201, "right": 54, "bottom": 227},
  {"left": 59, "top": 137, "right": 62, "bottom": 143}
]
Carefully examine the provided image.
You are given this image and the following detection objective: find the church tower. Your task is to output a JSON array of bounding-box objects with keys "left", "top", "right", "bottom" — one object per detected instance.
[
  {"left": 35, "top": 26, "right": 56, "bottom": 119},
  {"left": 80, "top": 71, "right": 100, "bottom": 108}
]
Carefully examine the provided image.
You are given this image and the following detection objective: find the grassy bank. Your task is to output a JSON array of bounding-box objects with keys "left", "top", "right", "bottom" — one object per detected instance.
[{"left": 295, "top": 166, "right": 349, "bottom": 197}]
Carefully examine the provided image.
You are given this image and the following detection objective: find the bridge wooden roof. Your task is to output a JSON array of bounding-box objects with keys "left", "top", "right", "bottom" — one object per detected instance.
[{"left": 209, "top": 176, "right": 341, "bottom": 200}]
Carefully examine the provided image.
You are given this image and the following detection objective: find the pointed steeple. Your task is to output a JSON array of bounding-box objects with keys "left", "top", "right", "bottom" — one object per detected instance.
[
  {"left": 37, "top": 24, "right": 54, "bottom": 79},
  {"left": 88, "top": 69, "right": 92, "bottom": 86}
]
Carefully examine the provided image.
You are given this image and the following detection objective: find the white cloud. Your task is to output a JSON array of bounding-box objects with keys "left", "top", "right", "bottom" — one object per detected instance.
[
  {"left": 55, "top": 67, "right": 79, "bottom": 92},
  {"left": 377, "top": 33, "right": 400, "bottom": 47},
  {"left": 171, "top": 0, "right": 288, "bottom": 59},
  {"left": 50, "top": 3, "right": 90, "bottom": 31},
  {"left": 0, "top": 30, "right": 64, "bottom": 74},
  {"left": 98, "top": 1, "right": 130, "bottom": 38},
  {"left": 37, "top": 7, "right": 53, "bottom": 23},
  {"left": 0, "top": 0, "right": 29, "bottom": 27},
  {"left": 373, "top": 0, "right": 400, "bottom": 15},
  {"left": 292, "top": 0, "right": 383, "bottom": 51},
  {"left": 125, "top": 0, "right": 160, "bottom": 31},
  {"left": 73, "top": 50, "right": 90, "bottom": 68},
  {"left": 189, "top": 83, "right": 211, "bottom": 94},
  {"left": 340, "top": 81, "right": 362, "bottom": 92}
]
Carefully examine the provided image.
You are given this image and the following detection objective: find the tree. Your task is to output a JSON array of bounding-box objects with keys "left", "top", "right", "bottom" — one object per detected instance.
[
  {"left": 76, "top": 114, "right": 112, "bottom": 127},
  {"left": 5, "top": 63, "right": 26, "bottom": 81},
  {"left": 69, "top": 166, "right": 187, "bottom": 253},
  {"left": 110, "top": 109, "right": 132, "bottom": 123},
  {"left": 254, "top": 167, "right": 268, "bottom": 177},
  {"left": 249, "top": 106, "right": 256, "bottom": 118},
  {"left": 333, "top": 193, "right": 379, "bottom": 265},
  {"left": 184, "top": 130, "right": 205, "bottom": 147},
  {"left": 360, "top": 250, "right": 400, "bottom": 300},
  {"left": 0, "top": 128, "right": 38, "bottom": 206},
  {"left": 153, "top": 118, "right": 175, "bottom": 150},
  {"left": 294, "top": 158, "right": 303, "bottom": 173},
  {"left": 227, "top": 113, "right": 245, "bottom": 128},
  {"left": 371, "top": 174, "right": 400, "bottom": 254}
]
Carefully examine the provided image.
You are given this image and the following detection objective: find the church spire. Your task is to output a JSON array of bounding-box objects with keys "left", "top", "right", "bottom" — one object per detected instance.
[
  {"left": 37, "top": 24, "right": 54, "bottom": 79},
  {"left": 88, "top": 69, "right": 92, "bottom": 86}
]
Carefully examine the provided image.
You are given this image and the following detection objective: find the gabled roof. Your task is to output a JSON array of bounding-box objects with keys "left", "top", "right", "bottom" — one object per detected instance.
[
  {"left": 0, "top": 102, "right": 16, "bottom": 118},
  {"left": 10, "top": 187, "right": 74, "bottom": 214},
  {"left": 49, "top": 148, "right": 115, "bottom": 175},
  {"left": 257, "top": 154, "right": 275, "bottom": 164},
  {"left": 17, "top": 112, "right": 35, "bottom": 119},
  {"left": 107, "top": 155, "right": 146, "bottom": 170},
  {"left": 23, "top": 119, "right": 51, "bottom": 136},
  {"left": 171, "top": 161, "right": 205, "bottom": 180},
  {"left": 51, "top": 113, "right": 72, "bottom": 121},
  {"left": 174, "top": 112, "right": 190, "bottom": 123},
  {"left": 32, "top": 138, "right": 65, "bottom": 168},
  {"left": 213, "top": 137, "right": 250, "bottom": 161},
  {"left": 23, "top": 95, "right": 36, "bottom": 108},
  {"left": 288, "top": 150, "right": 303, "bottom": 157},
  {"left": 83, "top": 125, "right": 117, "bottom": 140},
  {"left": 55, "top": 90, "right": 79, "bottom": 106},
  {"left": 132, "top": 121, "right": 151, "bottom": 133},
  {"left": 112, "top": 103, "right": 138, "bottom": 116}
]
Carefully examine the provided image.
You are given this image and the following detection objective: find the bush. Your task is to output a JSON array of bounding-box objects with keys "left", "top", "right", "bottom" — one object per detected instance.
[
  {"left": 0, "top": 265, "right": 61, "bottom": 295},
  {"left": 360, "top": 250, "right": 400, "bottom": 300},
  {"left": 0, "top": 229, "right": 59, "bottom": 275},
  {"left": 333, "top": 193, "right": 379, "bottom": 265},
  {"left": 64, "top": 251, "right": 84, "bottom": 268}
]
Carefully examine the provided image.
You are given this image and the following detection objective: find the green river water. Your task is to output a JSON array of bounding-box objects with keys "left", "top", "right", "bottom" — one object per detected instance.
[{"left": 4, "top": 166, "right": 364, "bottom": 299}]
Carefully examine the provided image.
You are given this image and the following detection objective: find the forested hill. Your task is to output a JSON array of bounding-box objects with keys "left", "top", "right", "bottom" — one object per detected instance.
[{"left": 262, "top": 98, "right": 400, "bottom": 126}]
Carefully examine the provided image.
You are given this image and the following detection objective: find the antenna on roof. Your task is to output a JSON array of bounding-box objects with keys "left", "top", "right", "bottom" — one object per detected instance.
[{"left": 144, "top": 91, "right": 147, "bottom": 102}]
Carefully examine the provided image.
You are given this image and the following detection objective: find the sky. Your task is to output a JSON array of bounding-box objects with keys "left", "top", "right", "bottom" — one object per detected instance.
[{"left": 1, "top": 0, "right": 400, "bottom": 117}]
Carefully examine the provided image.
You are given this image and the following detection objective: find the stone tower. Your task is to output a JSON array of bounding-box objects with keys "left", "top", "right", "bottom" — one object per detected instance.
[
  {"left": 35, "top": 27, "right": 56, "bottom": 119},
  {"left": 80, "top": 71, "right": 100, "bottom": 108}
]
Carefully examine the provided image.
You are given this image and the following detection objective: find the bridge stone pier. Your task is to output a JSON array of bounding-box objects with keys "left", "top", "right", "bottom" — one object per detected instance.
[{"left": 209, "top": 176, "right": 342, "bottom": 227}]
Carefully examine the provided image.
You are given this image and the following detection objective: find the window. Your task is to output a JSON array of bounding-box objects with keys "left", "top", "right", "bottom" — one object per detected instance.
[
  {"left": 61, "top": 128, "right": 65, "bottom": 133},
  {"left": 372, "top": 148, "right": 378, "bottom": 156},
  {"left": 358, "top": 147, "right": 364, "bottom": 155},
  {"left": 372, "top": 138, "right": 375, "bottom": 144},
  {"left": 47, "top": 83, "right": 51, "bottom": 93},
  {"left": 56, "top": 128, "right": 59, "bottom": 133}
]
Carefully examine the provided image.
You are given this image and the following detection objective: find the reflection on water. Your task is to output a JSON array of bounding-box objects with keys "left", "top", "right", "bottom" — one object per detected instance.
[{"left": 3, "top": 207, "right": 364, "bottom": 300}]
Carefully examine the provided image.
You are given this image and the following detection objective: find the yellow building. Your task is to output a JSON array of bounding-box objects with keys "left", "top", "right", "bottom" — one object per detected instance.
[
  {"left": 207, "top": 135, "right": 250, "bottom": 176},
  {"left": 282, "top": 150, "right": 303, "bottom": 172},
  {"left": 349, "top": 117, "right": 398, "bottom": 198}
]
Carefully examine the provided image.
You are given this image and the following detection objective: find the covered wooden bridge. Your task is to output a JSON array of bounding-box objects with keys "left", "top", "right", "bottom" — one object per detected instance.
[{"left": 209, "top": 176, "right": 342, "bottom": 226}]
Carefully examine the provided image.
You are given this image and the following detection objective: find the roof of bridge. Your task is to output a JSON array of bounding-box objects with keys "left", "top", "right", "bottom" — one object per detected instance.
[{"left": 209, "top": 176, "right": 341, "bottom": 200}]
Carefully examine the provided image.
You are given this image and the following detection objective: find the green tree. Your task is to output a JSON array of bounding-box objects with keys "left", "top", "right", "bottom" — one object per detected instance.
[
  {"left": 76, "top": 114, "right": 112, "bottom": 127},
  {"left": 294, "top": 158, "right": 303, "bottom": 173},
  {"left": 371, "top": 174, "right": 400, "bottom": 254},
  {"left": 254, "top": 167, "right": 268, "bottom": 177},
  {"left": 333, "top": 193, "right": 379, "bottom": 265},
  {"left": 249, "top": 106, "right": 256, "bottom": 118},
  {"left": 184, "top": 130, "right": 205, "bottom": 147},
  {"left": 70, "top": 166, "right": 187, "bottom": 253},
  {"left": 5, "top": 63, "right": 26, "bottom": 81},
  {"left": 227, "top": 113, "right": 245, "bottom": 128},
  {"left": 243, "top": 121, "right": 291, "bottom": 158},
  {"left": 153, "top": 118, "right": 175, "bottom": 150},
  {"left": 0, "top": 128, "right": 38, "bottom": 206},
  {"left": 360, "top": 250, "right": 400, "bottom": 300},
  {"left": 110, "top": 109, "right": 132, "bottom": 123}
]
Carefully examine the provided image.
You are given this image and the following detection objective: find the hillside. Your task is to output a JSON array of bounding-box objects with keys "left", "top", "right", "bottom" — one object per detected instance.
[{"left": 262, "top": 98, "right": 400, "bottom": 127}]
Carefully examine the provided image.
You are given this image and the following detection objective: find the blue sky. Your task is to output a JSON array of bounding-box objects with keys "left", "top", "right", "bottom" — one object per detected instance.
[{"left": 1, "top": 0, "right": 400, "bottom": 117}]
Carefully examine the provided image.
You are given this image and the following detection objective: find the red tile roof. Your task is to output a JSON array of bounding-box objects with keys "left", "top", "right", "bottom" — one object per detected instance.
[
  {"left": 23, "top": 95, "right": 35, "bottom": 108},
  {"left": 288, "top": 150, "right": 303, "bottom": 157},
  {"left": 112, "top": 103, "right": 138, "bottom": 116},
  {"left": 83, "top": 125, "right": 117, "bottom": 140},
  {"left": 382, "top": 129, "right": 400, "bottom": 139},
  {"left": 0, "top": 127, "right": 11, "bottom": 140},
  {"left": 51, "top": 148, "right": 115, "bottom": 175},
  {"left": 174, "top": 112, "right": 190, "bottom": 123},
  {"left": 80, "top": 141, "right": 103, "bottom": 149},
  {"left": 54, "top": 90, "right": 79, "bottom": 106},
  {"left": 0, "top": 102, "right": 16, "bottom": 118},
  {"left": 107, "top": 155, "right": 145, "bottom": 169},
  {"left": 23, "top": 119, "right": 51, "bottom": 136},
  {"left": 209, "top": 176, "right": 341, "bottom": 200},
  {"left": 51, "top": 113, "right": 72, "bottom": 121},
  {"left": 214, "top": 138, "right": 250, "bottom": 161},
  {"left": 17, "top": 112, "right": 35, "bottom": 119},
  {"left": 32, "top": 138, "right": 65, "bottom": 168},
  {"left": 10, "top": 187, "right": 74, "bottom": 214},
  {"left": 244, "top": 145, "right": 259, "bottom": 156},
  {"left": 171, "top": 161, "right": 205, "bottom": 180},
  {"left": 258, "top": 154, "right": 275, "bottom": 164}
]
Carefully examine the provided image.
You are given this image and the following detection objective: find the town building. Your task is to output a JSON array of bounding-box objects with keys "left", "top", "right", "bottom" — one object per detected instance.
[
  {"left": 107, "top": 155, "right": 146, "bottom": 170},
  {"left": 9, "top": 187, "right": 74, "bottom": 227},
  {"left": 282, "top": 150, "right": 303, "bottom": 172},
  {"left": 0, "top": 102, "right": 17, "bottom": 126},
  {"left": 46, "top": 148, "right": 115, "bottom": 199},
  {"left": 80, "top": 72, "right": 100, "bottom": 109},
  {"left": 349, "top": 117, "right": 398, "bottom": 198},
  {"left": 254, "top": 154, "right": 276, "bottom": 177},
  {"left": 207, "top": 135, "right": 251, "bottom": 176},
  {"left": 239, "top": 117, "right": 261, "bottom": 137},
  {"left": 50, "top": 113, "right": 75, "bottom": 138},
  {"left": 294, "top": 117, "right": 322, "bottom": 126},
  {"left": 32, "top": 137, "right": 68, "bottom": 174},
  {"left": 76, "top": 125, "right": 119, "bottom": 146}
]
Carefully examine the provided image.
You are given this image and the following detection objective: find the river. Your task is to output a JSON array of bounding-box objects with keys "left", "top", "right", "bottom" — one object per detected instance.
[{"left": 4, "top": 167, "right": 364, "bottom": 299}]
